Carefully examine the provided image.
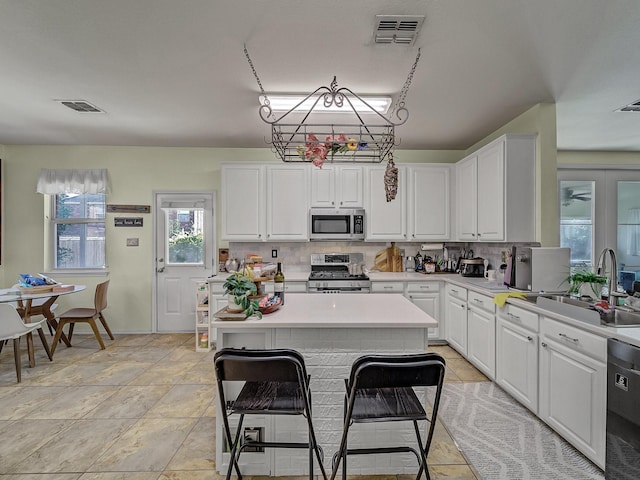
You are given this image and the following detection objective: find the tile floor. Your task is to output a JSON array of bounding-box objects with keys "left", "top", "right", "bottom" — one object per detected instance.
[{"left": 0, "top": 334, "right": 486, "bottom": 479}]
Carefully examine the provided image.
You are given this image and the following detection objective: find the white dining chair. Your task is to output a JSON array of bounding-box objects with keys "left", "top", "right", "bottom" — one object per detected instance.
[{"left": 0, "top": 303, "right": 50, "bottom": 382}]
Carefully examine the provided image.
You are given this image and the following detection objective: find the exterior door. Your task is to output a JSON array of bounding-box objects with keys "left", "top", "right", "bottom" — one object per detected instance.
[{"left": 154, "top": 192, "right": 215, "bottom": 332}]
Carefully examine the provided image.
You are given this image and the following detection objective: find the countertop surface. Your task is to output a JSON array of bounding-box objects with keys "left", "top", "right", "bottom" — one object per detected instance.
[
  {"left": 212, "top": 292, "right": 439, "bottom": 329},
  {"left": 209, "top": 269, "right": 640, "bottom": 347}
]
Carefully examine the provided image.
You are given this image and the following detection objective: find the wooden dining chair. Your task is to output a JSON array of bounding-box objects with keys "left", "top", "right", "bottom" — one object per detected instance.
[
  {"left": 0, "top": 304, "right": 52, "bottom": 382},
  {"left": 50, "top": 280, "right": 114, "bottom": 355}
]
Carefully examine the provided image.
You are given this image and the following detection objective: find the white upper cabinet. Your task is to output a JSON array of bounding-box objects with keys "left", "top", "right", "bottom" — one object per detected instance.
[
  {"left": 408, "top": 165, "right": 451, "bottom": 241},
  {"left": 266, "top": 165, "right": 309, "bottom": 241},
  {"left": 221, "top": 164, "right": 265, "bottom": 241},
  {"left": 455, "top": 134, "right": 536, "bottom": 242},
  {"left": 364, "top": 165, "right": 407, "bottom": 241},
  {"left": 311, "top": 165, "right": 363, "bottom": 208},
  {"left": 456, "top": 155, "right": 477, "bottom": 240}
]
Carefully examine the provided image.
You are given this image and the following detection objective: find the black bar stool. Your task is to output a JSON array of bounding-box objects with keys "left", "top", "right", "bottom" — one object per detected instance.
[
  {"left": 214, "top": 348, "right": 328, "bottom": 480},
  {"left": 330, "top": 352, "right": 446, "bottom": 480}
]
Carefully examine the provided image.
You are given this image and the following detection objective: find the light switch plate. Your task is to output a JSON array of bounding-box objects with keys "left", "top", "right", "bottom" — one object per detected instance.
[{"left": 126, "top": 238, "right": 139, "bottom": 247}]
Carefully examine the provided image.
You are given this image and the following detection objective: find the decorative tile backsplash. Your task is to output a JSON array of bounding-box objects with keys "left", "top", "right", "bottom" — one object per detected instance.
[{"left": 227, "top": 241, "right": 540, "bottom": 273}]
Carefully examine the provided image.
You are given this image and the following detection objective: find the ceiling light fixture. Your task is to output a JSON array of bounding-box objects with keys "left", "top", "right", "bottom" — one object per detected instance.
[
  {"left": 244, "top": 46, "right": 421, "bottom": 176},
  {"left": 262, "top": 95, "right": 393, "bottom": 114}
]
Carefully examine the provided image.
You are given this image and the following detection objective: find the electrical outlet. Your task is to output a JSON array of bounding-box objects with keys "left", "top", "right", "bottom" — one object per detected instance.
[
  {"left": 271, "top": 249, "right": 278, "bottom": 258},
  {"left": 243, "top": 427, "right": 264, "bottom": 452},
  {"left": 126, "top": 238, "right": 139, "bottom": 247}
]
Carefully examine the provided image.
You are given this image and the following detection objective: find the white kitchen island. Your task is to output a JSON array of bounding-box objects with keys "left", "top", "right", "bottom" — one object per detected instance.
[{"left": 213, "top": 293, "right": 438, "bottom": 477}]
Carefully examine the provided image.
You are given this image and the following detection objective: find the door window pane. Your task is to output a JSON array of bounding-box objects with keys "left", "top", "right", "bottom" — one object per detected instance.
[
  {"left": 617, "top": 182, "right": 640, "bottom": 276},
  {"left": 560, "top": 181, "right": 594, "bottom": 266},
  {"left": 166, "top": 208, "right": 205, "bottom": 264}
]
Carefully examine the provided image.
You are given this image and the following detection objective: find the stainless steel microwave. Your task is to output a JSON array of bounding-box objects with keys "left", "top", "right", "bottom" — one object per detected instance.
[{"left": 309, "top": 208, "right": 365, "bottom": 241}]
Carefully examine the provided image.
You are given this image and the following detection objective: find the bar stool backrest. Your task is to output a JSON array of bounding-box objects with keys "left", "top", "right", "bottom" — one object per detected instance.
[
  {"left": 348, "top": 353, "right": 445, "bottom": 390},
  {"left": 215, "top": 348, "right": 307, "bottom": 384}
]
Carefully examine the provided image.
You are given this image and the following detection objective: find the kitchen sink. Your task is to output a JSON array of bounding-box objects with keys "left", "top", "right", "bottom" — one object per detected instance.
[
  {"left": 521, "top": 293, "right": 640, "bottom": 327},
  {"left": 600, "top": 308, "right": 640, "bottom": 327}
]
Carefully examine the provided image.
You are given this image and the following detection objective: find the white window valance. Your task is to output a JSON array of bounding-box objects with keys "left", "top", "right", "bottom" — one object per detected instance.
[{"left": 36, "top": 168, "right": 109, "bottom": 195}]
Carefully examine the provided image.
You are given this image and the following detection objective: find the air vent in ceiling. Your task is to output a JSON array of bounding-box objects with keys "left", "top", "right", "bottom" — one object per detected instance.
[
  {"left": 374, "top": 15, "right": 425, "bottom": 45},
  {"left": 56, "top": 100, "right": 105, "bottom": 113},
  {"left": 616, "top": 100, "right": 640, "bottom": 112}
]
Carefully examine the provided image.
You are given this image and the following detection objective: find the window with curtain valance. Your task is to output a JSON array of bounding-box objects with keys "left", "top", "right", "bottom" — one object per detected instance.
[
  {"left": 36, "top": 168, "right": 109, "bottom": 195},
  {"left": 37, "top": 169, "right": 108, "bottom": 270}
]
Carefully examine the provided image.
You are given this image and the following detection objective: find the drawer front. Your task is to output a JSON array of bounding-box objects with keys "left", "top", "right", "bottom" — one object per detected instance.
[
  {"left": 468, "top": 291, "right": 495, "bottom": 314},
  {"left": 498, "top": 304, "right": 539, "bottom": 332},
  {"left": 446, "top": 284, "right": 468, "bottom": 301},
  {"left": 285, "top": 281, "right": 307, "bottom": 293},
  {"left": 371, "top": 282, "right": 405, "bottom": 293},
  {"left": 541, "top": 316, "right": 607, "bottom": 362},
  {"left": 406, "top": 282, "right": 440, "bottom": 294}
]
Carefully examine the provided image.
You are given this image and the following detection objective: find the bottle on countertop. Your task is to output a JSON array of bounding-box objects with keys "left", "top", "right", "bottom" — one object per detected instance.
[
  {"left": 415, "top": 252, "right": 424, "bottom": 272},
  {"left": 274, "top": 261, "right": 285, "bottom": 306}
]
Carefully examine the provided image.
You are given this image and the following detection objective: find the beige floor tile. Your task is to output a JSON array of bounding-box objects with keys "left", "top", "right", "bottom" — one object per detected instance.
[
  {"left": 158, "top": 471, "right": 224, "bottom": 480},
  {"left": 178, "top": 361, "right": 216, "bottom": 384},
  {"left": 79, "top": 474, "right": 162, "bottom": 480},
  {"left": 427, "top": 421, "right": 467, "bottom": 465},
  {"left": 83, "top": 385, "right": 172, "bottom": 419},
  {"left": 8, "top": 418, "right": 136, "bottom": 474},
  {"left": 145, "top": 384, "right": 216, "bottom": 418},
  {"left": 127, "top": 362, "right": 202, "bottom": 385},
  {"left": 165, "top": 416, "right": 216, "bottom": 470},
  {"left": 429, "top": 464, "right": 480, "bottom": 479},
  {"left": 89, "top": 418, "right": 197, "bottom": 472},
  {"left": 0, "top": 386, "right": 67, "bottom": 420},
  {"left": 85, "top": 346, "right": 170, "bottom": 364},
  {"left": 445, "top": 359, "right": 489, "bottom": 382},
  {"left": 0, "top": 419, "right": 74, "bottom": 473},
  {"left": 111, "top": 335, "right": 158, "bottom": 347},
  {"left": 429, "top": 345, "right": 463, "bottom": 360},
  {"left": 0, "top": 474, "right": 83, "bottom": 479},
  {"left": 23, "top": 385, "right": 118, "bottom": 419}
]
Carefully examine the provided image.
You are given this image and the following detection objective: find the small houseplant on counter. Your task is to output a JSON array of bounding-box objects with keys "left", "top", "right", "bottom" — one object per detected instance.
[
  {"left": 565, "top": 268, "right": 607, "bottom": 300},
  {"left": 223, "top": 272, "right": 262, "bottom": 318}
]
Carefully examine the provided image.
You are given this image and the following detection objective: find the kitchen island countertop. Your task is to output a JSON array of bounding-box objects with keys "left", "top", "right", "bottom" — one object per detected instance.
[{"left": 212, "top": 292, "right": 438, "bottom": 329}]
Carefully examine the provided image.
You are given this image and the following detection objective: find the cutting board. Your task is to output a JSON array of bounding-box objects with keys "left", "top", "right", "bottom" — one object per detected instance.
[{"left": 374, "top": 242, "right": 403, "bottom": 272}]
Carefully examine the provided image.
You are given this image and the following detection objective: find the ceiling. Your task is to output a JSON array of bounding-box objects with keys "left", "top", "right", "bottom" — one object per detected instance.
[{"left": 2, "top": 0, "right": 640, "bottom": 152}]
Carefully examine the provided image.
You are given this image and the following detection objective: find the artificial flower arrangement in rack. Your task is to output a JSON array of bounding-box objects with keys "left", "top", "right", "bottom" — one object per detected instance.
[{"left": 297, "top": 133, "right": 368, "bottom": 168}]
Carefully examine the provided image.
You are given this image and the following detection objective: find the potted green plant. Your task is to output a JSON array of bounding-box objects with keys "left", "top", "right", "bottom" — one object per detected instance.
[
  {"left": 223, "top": 272, "right": 262, "bottom": 318},
  {"left": 564, "top": 268, "right": 607, "bottom": 299}
]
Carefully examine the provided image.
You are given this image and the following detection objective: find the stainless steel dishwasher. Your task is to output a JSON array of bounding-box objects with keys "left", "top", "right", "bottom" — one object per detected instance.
[{"left": 606, "top": 338, "right": 640, "bottom": 479}]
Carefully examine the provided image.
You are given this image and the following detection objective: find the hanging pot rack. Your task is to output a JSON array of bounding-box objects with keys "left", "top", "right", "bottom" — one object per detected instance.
[{"left": 244, "top": 46, "right": 421, "bottom": 167}]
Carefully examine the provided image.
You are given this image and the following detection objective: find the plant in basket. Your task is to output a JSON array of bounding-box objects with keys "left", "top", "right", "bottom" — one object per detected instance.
[{"left": 222, "top": 272, "right": 262, "bottom": 319}]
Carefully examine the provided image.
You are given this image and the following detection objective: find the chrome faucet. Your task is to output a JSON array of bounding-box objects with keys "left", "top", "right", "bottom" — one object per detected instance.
[{"left": 596, "top": 248, "right": 625, "bottom": 305}]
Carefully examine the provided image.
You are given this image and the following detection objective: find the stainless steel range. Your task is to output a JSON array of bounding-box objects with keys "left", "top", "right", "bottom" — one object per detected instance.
[{"left": 307, "top": 253, "right": 371, "bottom": 293}]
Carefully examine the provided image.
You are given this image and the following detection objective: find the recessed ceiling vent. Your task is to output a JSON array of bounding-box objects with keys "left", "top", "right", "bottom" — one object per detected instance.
[
  {"left": 616, "top": 100, "right": 640, "bottom": 112},
  {"left": 374, "top": 15, "right": 425, "bottom": 45},
  {"left": 56, "top": 100, "right": 105, "bottom": 113}
]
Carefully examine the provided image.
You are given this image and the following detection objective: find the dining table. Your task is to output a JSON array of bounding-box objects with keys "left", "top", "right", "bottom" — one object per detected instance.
[{"left": 0, "top": 284, "right": 86, "bottom": 367}]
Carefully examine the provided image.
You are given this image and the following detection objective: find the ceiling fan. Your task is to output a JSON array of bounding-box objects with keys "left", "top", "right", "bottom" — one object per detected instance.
[{"left": 561, "top": 187, "right": 591, "bottom": 206}]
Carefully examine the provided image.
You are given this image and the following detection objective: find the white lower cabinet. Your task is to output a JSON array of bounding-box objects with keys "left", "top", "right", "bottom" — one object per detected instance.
[
  {"left": 539, "top": 316, "right": 606, "bottom": 469},
  {"left": 496, "top": 304, "right": 539, "bottom": 413},
  {"left": 445, "top": 285, "right": 468, "bottom": 355},
  {"left": 405, "top": 282, "right": 441, "bottom": 340},
  {"left": 466, "top": 291, "right": 495, "bottom": 379}
]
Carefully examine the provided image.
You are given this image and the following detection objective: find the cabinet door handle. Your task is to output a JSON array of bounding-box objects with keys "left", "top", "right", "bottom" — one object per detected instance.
[
  {"left": 508, "top": 313, "right": 521, "bottom": 320},
  {"left": 450, "top": 289, "right": 459, "bottom": 294},
  {"left": 527, "top": 336, "right": 533, "bottom": 342},
  {"left": 473, "top": 298, "right": 484, "bottom": 304},
  {"left": 541, "top": 342, "right": 547, "bottom": 348},
  {"left": 477, "top": 233, "right": 481, "bottom": 237},
  {"left": 384, "top": 286, "right": 393, "bottom": 289},
  {"left": 559, "top": 333, "right": 579, "bottom": 343}
]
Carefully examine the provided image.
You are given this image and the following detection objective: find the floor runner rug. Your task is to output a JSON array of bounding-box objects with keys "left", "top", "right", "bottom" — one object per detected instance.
[{"left": 438, "top": 382, "right": 605, "bottom": 480}]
